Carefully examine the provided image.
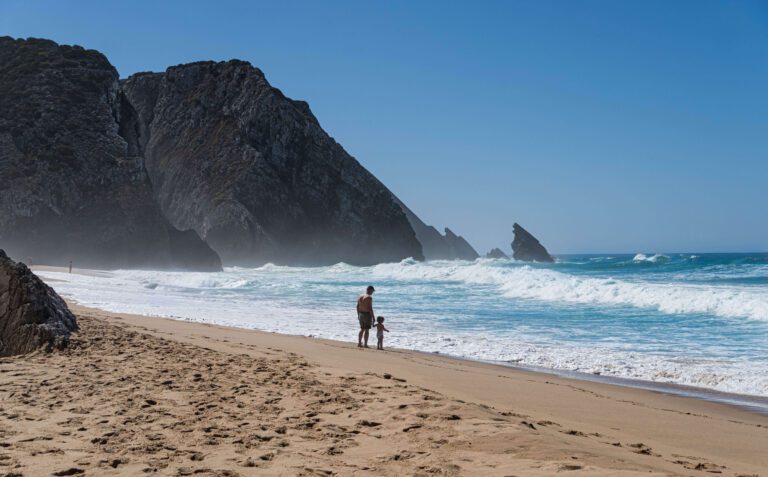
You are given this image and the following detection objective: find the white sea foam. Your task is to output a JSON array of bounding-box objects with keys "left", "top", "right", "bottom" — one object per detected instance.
[
  {"left": 368, "top": 260, "right": 768, "bottom": 321},
  {"left": 632, "top": 253, "right": 669, "bottom": 263},
  {"left": 35, "top": 260, "right": 768, "bottom": 397}
]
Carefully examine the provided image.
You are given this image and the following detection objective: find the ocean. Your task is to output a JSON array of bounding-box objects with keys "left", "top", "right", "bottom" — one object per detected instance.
[{"left": 38, "top": 253, "right": 768, "bottom": 398}]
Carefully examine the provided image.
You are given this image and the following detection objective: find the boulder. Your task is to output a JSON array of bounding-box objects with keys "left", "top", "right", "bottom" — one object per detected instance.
[
  {"left": 486, "top": 248, "right": 510, "bottom": 259},
  {"left": 511, "top": 223, "right": 554, "bottom": 262},
  {"left": 0, "top": 250, "right": 77, "bottom": 356}
]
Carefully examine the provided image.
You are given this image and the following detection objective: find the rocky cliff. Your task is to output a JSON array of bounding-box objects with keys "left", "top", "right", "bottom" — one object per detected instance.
[
  {"left": 0, "top": 37, "right": 221, "bottom": 271},
  {"left": 0, "top": 250, "right": 77, "bottom": 356},
  {"left": 122, "top": 61, "right": 424, "bottom": 266},
  {"left": 394, "top": 199, "right": 479, "bottom": 260},
  {"left": 1, "top": 37, "right": 482, "bottom": 267},
  {"left": 511, "top": 223, "right": 555, "bottom": 262}
]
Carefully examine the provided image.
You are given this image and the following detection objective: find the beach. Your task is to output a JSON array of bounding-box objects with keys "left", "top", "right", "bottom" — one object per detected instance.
[
  {"left": 3, "top": 10, "right": 767, "bottom": 476},
  {"left": 1, "top": 299, "right": 766, "bottom": 476},
  {"left": 30, "top": 256, "right": 768, "bottom": 398}
]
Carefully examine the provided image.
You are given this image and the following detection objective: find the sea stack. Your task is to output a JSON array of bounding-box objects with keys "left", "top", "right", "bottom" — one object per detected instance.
[
  {"left": 511, "top": 223, "right": 555, "bottom": 262},
  {"left": 486, "top": 248, "right": 510, "bottom": 259},
  {"left": 393, "top": 199, "right": 480, "bottom": 260},
  {"left": 0, "top": 250, "right": 78, "bottom": 356}
]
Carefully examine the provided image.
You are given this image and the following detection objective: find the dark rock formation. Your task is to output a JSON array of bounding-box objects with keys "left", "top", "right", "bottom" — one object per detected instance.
[
  {"left": 0, "top": 37, "right": 220, "bottom": 271},
  {"left": 486, "top": 248, "right": 510, "bottom": 259},
  {"left": 511, "top": 223, "right": 554, "bottom": 262},
  {"left": 167, "top": 227, "right": 222, "bottom": 272},
  {"left": 443, "top": 228, "right": 480, "bottom": 261},
  {"left": 0, "top": 250, "right": 77, "bottom": 356},
  {"left": 122, "top": 61, "right": 424, "bottom": 266},
  {"left": 395, "top": 200, "right": 479, "bottom": 260}
]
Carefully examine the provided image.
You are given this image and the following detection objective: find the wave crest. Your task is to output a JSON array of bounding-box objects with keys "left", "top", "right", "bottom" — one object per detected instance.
[
  {"left": 370, "top": 260, "right": 768, "bottom": 321},
  {"left": 632, "top": 253, "right": 670, "bottom": 263}
]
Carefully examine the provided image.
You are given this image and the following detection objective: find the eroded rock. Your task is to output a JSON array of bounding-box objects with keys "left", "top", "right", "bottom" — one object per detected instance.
[
  {"left": 511, "top": 223, "right": 554, "bottom": 262},
  {"left": 486, "top": 248, "right": 509, "bottom": 259},
  {"left": 0, "top": 250, "right": 77, "bottom": 356}
]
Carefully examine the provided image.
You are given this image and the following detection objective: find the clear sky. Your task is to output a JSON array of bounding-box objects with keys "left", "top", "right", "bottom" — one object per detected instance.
[{"left": 3, "top": 0, "right": 767, "bottom": 254}]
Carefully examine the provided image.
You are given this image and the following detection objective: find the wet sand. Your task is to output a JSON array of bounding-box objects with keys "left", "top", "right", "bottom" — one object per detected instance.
[{"left": 1, "top": 302, "right": 766, "bottom": 476}]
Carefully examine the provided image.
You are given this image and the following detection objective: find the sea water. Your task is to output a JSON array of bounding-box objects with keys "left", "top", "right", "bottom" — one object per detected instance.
[{"left": 38, "top": 253, "right": 768, "bottom": 397}]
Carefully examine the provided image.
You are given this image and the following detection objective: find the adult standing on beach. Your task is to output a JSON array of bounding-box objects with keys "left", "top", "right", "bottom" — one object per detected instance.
[{"left": 357, "top": 285, "right": 375, "bottom": 348}]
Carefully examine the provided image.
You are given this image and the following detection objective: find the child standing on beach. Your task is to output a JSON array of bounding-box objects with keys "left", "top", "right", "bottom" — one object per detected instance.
[{"left": 375, "top": 316, "right": 389, "bottom": 350}]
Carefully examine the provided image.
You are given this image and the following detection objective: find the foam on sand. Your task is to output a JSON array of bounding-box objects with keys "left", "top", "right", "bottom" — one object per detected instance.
[{"left": 34, "top": 256, "right": 768, "bottom": 396}]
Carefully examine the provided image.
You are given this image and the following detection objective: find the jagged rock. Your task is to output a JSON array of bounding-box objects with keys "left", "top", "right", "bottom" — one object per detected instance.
[
  {"left": 0, "top": 250, "right": 77, "bottom": 356},
  {"left": 443, "top": 228, "right": 480, "bottom": 260},
  {"left": 395, "top": 199, "right": 479, "bottom": 260},
  {"left": 511, "top": 223, "right": 554, "bottom": 262},
  {"left": 0, "top": 37, "right": 221, "bottom": 271},
  {"left": 486, "top": 248, "right": 509, "bottom": 259},
  {"left": 122, "top": 61, "right": 424, "bottom": 266}
]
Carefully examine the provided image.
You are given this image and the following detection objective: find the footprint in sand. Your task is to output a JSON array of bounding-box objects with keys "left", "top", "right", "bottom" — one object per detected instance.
[{"left": 52, "top": 468, "right": 85, "bottom": 476}]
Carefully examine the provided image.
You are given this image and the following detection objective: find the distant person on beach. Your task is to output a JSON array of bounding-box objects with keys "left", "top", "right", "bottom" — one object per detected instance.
[
  {"left": 68, "top": 261, "right": 72, "bottom": 273},
  {"left": 356, "top": 285, "right": 375, "bottom": 348},
  {"left": 374, "top": 316, "right": 389, "bottom": 350}
]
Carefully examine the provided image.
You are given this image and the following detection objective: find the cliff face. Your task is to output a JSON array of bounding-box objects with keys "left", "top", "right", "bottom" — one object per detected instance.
[
  {"left": 0, "top": 250, "right": 77, "bottom": 356},
  {"left": 122, "top": 61, "right": 424, "bottom": 266},
  {"left": 0, "top": 37, "right": 221, "bottom": 270},
  {"left": 394, "top": 199, "right": 479, "bottom": 260},
  {"left": 511, "top": 223, "right": 554, "bottom": 263},
  {"left": 1, "top": 37, "right": 477, "bottom": 268}
]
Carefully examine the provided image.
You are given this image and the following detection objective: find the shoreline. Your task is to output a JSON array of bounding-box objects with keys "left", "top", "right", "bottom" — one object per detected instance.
[
  {"left": 32, "top": 264, "right": 768, "bottom": 415},
  {"left": 502, "top": 362, "right": 768, "bottom": 416},
  {"left": 79, "top": 301, "right": 768, "bottom": 414},
  {"left": 71, "top": 300, "right": 768, "bottom": 416},
  {"left": 2, "top": 299, "right": 767, "bottom": 474}
]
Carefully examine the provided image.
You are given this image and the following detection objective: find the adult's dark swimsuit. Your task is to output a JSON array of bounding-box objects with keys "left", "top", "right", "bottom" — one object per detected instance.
[{"left": 358, "top": 311, "right": 372, "bottom": 330}]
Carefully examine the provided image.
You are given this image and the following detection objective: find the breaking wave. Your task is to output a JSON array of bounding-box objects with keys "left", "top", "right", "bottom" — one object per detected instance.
[{"left": 368, "top": 259, "right": 768, "bottom": 321}]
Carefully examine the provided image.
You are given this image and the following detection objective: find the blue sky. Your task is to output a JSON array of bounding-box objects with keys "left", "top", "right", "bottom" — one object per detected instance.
[{"left": 3, "top": 0, "right": 767, "bottom": 253}]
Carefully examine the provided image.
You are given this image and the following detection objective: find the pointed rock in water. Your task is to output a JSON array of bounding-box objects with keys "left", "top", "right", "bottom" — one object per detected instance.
[
  {"left": 393, "top": 199, "right": 479, "bottom": 260},
  {"left": 511, "top": 223, "right": 554, "bottom": 262},
  {"left": 443, "top": 228, "right": 480, "bottom": 260},
  {"left": 0, "top": 250, "right": 78, "bottom": 356},
  {"left": 486, "top": 248, "right": 509, "bottom": 259}
]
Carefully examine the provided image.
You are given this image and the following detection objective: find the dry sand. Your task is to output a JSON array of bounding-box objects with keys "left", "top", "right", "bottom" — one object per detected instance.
[{"left": 1, "top": 303, "right": 766, "bottom": 476}]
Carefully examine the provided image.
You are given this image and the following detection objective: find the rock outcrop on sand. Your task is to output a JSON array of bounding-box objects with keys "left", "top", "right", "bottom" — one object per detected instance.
[
  {"left": 394, "top": 200, "right": 479, "bottom": 260},
  {"left": 486, "top": 248, "right": 510, "bottom": 259},
  {"left": 0, "top": 37, "right": 221, "bottom": 271},
  {"left": 0, "top": 250, "right": 77, "bottom": 356},
  {"left": 511, "top": 223, "right": 555, "bottom": 262},
  {"left": 121, "top": 61, "right": 424, "bottom": 266}
]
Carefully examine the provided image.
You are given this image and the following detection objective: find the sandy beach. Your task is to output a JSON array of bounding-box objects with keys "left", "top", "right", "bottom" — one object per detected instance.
[
  {"left": 4, "top": 11, "right": 767, "bottom": 476},
  {"left": 0, "top": 295, "right": 766, "bottom": 476}
]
